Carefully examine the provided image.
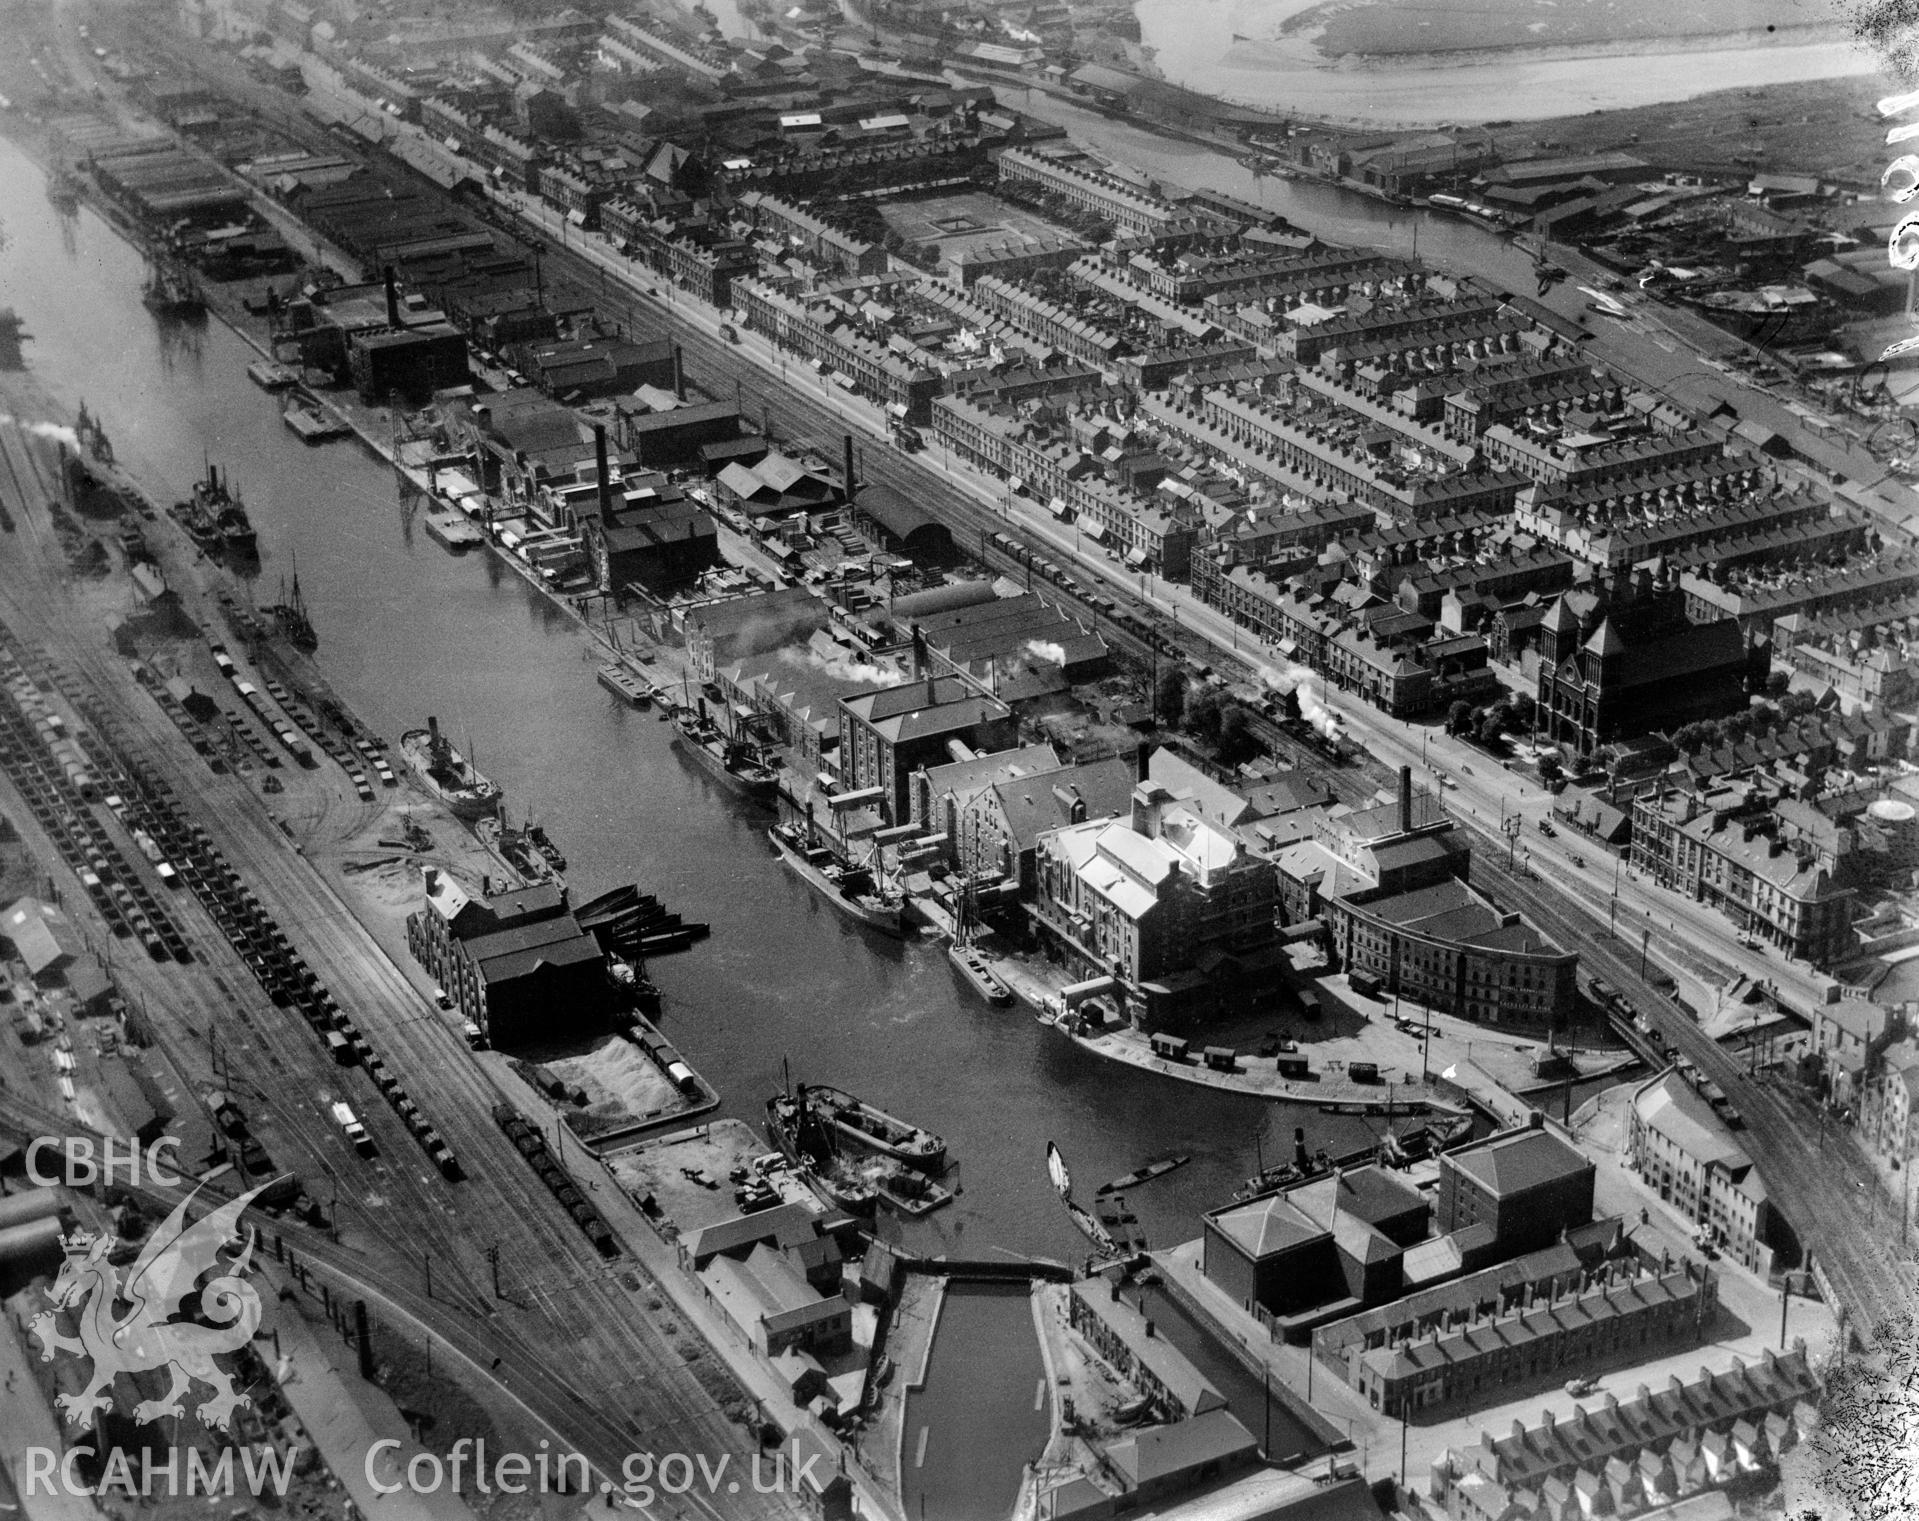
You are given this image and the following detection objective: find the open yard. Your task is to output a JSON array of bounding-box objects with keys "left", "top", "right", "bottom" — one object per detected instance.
[{"left": 876, "top": 190, "right": 1080, "bottom": 262}]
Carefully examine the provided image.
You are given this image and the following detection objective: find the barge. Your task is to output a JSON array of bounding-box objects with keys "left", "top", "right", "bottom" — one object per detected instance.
[
  {"left": 283, "top": 392, "right": 350, "bottom": 443},
  {"left": 597, "top": 663, "right": 653, "bottom": 709},
  {"left": 947, "top": 941, "right": 1011, "bottom": 1004},
  {"left": 246, "top": 359, "right": 299, "bottom": 390},
  {"left": 802, "top": 1083, "right": 945, "bottom": 1172}
]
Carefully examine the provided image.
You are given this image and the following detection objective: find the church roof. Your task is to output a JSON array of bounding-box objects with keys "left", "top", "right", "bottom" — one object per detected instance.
[{"left": 1584, "top": 616, "right": 1628, "bottom": 657}]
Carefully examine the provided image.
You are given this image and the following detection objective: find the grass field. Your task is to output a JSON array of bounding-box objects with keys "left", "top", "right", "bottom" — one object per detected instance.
[{"left": 1512, "top": 75, "right": 1886, "bottom": 182}]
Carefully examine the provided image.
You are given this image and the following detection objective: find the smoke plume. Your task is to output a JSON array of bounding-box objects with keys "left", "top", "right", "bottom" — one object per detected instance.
[
  {"left": 1258, "top": 659, "right": 1343, "bottom": 742},
  {"left": 779, "top": 646, "right": 904, "bottom": 687},
  {"left": 0, "top": 416, "right": 82, "bottom": 449},
  {"left": 1025, "top": 640, "right": 1068, "bottom": 666}
]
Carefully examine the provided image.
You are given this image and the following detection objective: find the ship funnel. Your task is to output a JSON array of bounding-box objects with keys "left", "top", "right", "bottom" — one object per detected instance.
[
  {"left": 594, "top": 424, "right": 613, "bottom": 524},
  {"left": 384, "top": 264, "right": 401, "bottom": 329}
]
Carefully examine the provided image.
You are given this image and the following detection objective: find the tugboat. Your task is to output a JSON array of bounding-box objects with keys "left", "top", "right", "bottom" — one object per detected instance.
[
  {"left": 526, "top": 821, "right": 566, "bottom": 872},
  {"left": 185, "top": 462, "right": 256, "bottom": 560},
  {"left": 667, "top": 693, "right": 779, "bottom": 802},
  {"left": 801, "top": 1082, "right": 945, "bottom": 1172},
  {"left": 768, "top": 811, "right": 904, "bottom": 937},
  {"left": 399, "top": 716, "right": 504, "bottom": 820}
]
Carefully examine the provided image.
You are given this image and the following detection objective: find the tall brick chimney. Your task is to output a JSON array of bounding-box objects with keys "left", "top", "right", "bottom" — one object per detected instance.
[
  {"left": 383, "top": 264, "right": 401, "bottom": 329},
  {"left": 594, "top": 424, "right": 613, "bottom": 524},
  {"left": 1399, "top": 765, "right": 1413, "bottom": 835}
]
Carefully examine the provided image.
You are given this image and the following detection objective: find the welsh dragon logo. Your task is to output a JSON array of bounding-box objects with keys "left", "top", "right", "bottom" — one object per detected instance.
[{"left": 29, "top": 1181, "right": 268, "bottom": 1431}]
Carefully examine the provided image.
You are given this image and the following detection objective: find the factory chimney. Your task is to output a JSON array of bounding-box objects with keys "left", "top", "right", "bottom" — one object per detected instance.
[
  {"left": 843, "top": 434, "right": 857, "bottom": 505},
  {"left": 594, "top": 424, "right": 613, "bottom": 525},
  {"left": 1399, "top": 764, "right": 1413, "bottom": 836},
  {"left": 672, "top": 343, "right": 684, "bottom": 402},
  {"left": 383, "top": 264, "right": 401, "bottom": 329}
]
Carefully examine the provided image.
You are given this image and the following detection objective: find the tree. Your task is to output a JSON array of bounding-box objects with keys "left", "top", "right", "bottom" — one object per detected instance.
[
  {"left": 1509, "top": 692, "right": 1537, "bottom": 729},
  {"left": 1672, "top": 721, "right": 1713, "bottom": 754},
  {"left": 1780, "top": 689, "right": 1818, "bottom": 719},
  {"left": 1478, "top": 712, "right": 1508, "bottom": 750},
  {"left": 1537, "top": 752, "right": 1564, "bottom": 784},
  {"left": 1217, "top": 705, "right": 1254, "bottom": 762},
  {"left": 1186, "top": 687, "right": 1226, "bottom": 743},
  {"left": 1767, "top": 669, "right": 1792, "bottom": 697},
  {"left": 1446, "top": 699, "right": 1474, "bottom": 736},
  {"left": 1154, "top": 669, "right": 1187, "bottom": 727}
]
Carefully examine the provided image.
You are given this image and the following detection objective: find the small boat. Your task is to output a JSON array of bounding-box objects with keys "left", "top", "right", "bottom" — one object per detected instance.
[
  {"left": 1048, "top": 1139, "right": 1132, "bottom": 1258},
  {"left": 802, "top": 1083, "right": 945, "bottom": 1171},
  {"left": 1096, "top": 1156, "right": 1189, "bottom": 1198},
  {"left": 247, "top": 359, "right": 300, "bottom": 390},
  {"left": 768, "top": 820, "right": 904, "bottom": 937},
  {"left": 597, "top": 663, "right": 653, "bottom": 708},
  {"left": 947, "top": 942, "right": 1011, "bottom": 1004},
  {"left": 399, "top": 716, "right": 503, "bottom": 820},
  {"left": 283, "top": 391, "right": 350, "bottom": 443},
  {"left": 668, "top": 699, "right": 780, "bottom": 802}
]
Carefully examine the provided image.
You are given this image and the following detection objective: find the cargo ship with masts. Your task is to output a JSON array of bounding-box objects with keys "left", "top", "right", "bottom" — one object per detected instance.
[
  {"left": 142, "top": 250, "right": 205, "bottom": 319},
  {"left": 764, "top": 1085, "right": 878, "bottom": 1215},
  {"left": 666, "top": 692, "right": 779, "bottom": 802},
  {"left": 400, "top": 716, "right": 503, "bottom": 820},
  {"left": 768, "top": 811, "right": 904, "bottom": 937},
  {"left": 947, "top": 879, "right": 1010, "bottom": 1003}
]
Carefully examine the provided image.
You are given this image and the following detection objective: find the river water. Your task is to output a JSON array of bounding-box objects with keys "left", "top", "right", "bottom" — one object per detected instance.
[
  {"left": 0, "top": 132, "right": 1405, "bottom": 1265},
  {"left": 1127, "top": 0, "right": 1879, "bottom": 124}
]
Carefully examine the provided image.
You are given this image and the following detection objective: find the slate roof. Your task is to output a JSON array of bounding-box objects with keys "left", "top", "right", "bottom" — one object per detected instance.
[{"left": 1446, "top": 1127, "right": 1591, "bottom": 1199}]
